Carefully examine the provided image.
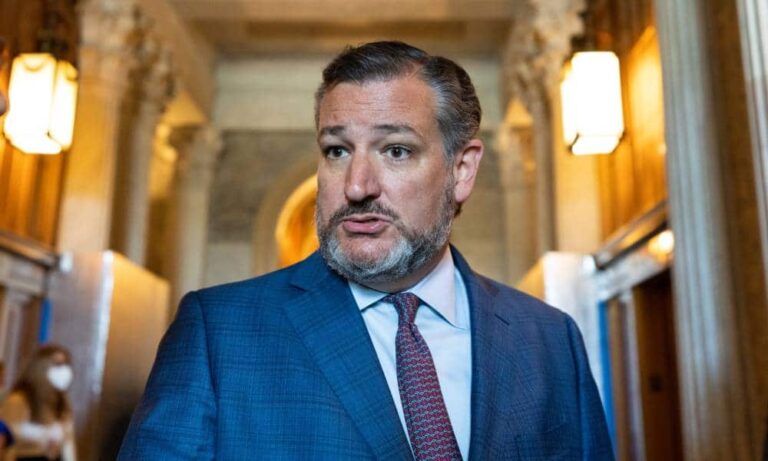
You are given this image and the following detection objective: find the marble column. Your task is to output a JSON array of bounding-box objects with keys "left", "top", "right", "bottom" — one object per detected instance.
[
  {"left": 528, "top": 93, "right": 557, "bottom": 254},
  {"left": 654, "top": 0, "right": 768, "bottom": 459},
  {"left": 494, "top": 102, "right": 537, "bottom": 284},
  {"left": 111, "top": 30, "right": 175, "bottom": 265},
  {"left": 166, "top": 126, "right": 222, "bottom": 311},
  {"left": 499, "top": 82, "right": 558, "bottom": 256},
  {"left": 56, "top": 0, "right": 137, "bottom": 253},
  {"left": 501, "top": 0, "right": 587, "bottom": 255}
]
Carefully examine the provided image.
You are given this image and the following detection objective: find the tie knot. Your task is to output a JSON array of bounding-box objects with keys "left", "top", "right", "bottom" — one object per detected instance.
[{"left": 383, "top": 292, "right": 420, "bottom": 325}]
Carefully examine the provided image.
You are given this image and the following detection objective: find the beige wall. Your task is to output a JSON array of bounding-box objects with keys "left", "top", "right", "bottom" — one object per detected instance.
[{"left": 214, "top": 55, "right": 503, "bottom": 131}]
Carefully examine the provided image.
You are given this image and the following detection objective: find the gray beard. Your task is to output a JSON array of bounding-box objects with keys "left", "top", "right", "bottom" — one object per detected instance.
[{"left": 316, "top": 185, "right": 455, "bottom": 288}]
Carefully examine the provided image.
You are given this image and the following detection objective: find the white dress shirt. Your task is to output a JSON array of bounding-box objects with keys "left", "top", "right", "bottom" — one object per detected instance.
[{"left": 349, "top": 248, "right": 472, "bottom": 459}]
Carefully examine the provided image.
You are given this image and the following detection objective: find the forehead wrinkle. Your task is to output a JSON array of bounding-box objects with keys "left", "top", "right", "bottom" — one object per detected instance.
[
  {"left": 374, "top": 123, "right": 416, "bottom": 135},
  {"left": 317, "top": 77, "right": 437, "bottom": 143},
  {"left": 374, "top": 123, "right": 426, "bottom": 144},
  {"left": 318, "top": 122, "right": 421, "bottom": 137},
  {"left": 317, "top": 125, "right": 345, "bottom": 141}
]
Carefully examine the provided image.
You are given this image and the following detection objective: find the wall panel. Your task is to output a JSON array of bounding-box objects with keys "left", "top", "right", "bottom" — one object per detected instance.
[
  {"left": 592, "top": 0, "right": 667, "bottom": 238},
  {"left": 0, "top": 0, "right": 67, "bottom": 247}
]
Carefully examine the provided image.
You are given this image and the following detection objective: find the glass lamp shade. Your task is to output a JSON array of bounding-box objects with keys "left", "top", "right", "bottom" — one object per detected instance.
[
  {"left": 3, "top": 53, "right": 78, "bottom": 154},
  {"left": 560, "top": 51, "right": 624, "bottom": 155}
]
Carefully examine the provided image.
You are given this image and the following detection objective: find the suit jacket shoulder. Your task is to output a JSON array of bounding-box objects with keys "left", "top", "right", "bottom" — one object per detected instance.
[
  {"left": 119, "top": 252, "right": 411, "bottom": 460},
  {"left": 191, "top": 256, "right": 304, "bottom": 305},
  {"left": 472, "top": 271, "right": 570, "bottom": 320}
]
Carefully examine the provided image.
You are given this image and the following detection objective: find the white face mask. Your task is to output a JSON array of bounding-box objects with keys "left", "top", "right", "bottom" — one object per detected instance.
[{"left": 47, "top": 365, "right": 73, "bottom": 391}]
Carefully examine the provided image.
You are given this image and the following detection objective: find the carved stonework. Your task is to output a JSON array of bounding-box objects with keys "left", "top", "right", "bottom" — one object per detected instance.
[
  {"left": 502, "top": 0, "right": 585, "bottom": 107},
  {"left": 138, "top": 42, "right": 175, "bottom": 112},
  {"left": 128, "top": 12, "right": 176, "bottom": 115},
  {"left": 77, "top": 0, "right": 139, "bottom": 86},
  {"left": 498, "top": 0, "right": 587, "bottom": 254},
  {"left": 58, "top": 1, "right": 142, "bottom": 252},
  {"left": 111, "top": 15, "right": 176, "bottom": 263}
]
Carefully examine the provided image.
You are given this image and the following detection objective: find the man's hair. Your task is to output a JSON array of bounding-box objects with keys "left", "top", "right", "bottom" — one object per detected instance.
[{"left": 315, "top": 41, "right": 482, "bottom": 159}]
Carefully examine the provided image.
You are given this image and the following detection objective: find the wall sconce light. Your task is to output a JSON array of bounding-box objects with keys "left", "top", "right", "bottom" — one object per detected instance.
[
  {"left": 560, "top": 51, "right": 624, "bottom": 155},
  {"left": 3, "top": 53, "right": 78, "bottom": 155},
  {"left": 2, "top": 0, "right": 78, "bottom": 155}
]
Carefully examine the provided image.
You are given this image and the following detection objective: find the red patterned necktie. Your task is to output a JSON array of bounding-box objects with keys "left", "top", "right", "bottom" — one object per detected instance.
[{"left": 383, "top": 292, "right": 462, "bottom": 461}]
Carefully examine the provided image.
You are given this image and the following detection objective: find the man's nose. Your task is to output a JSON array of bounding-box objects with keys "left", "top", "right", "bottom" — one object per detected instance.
[{"left": 344, "top": 152, "right": 381, "bottom": 202}]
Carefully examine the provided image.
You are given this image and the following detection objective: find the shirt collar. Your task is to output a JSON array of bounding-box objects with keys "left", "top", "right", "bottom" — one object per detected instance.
[{"left": 348, "top": 247, "right": 460, "bottom": 327}]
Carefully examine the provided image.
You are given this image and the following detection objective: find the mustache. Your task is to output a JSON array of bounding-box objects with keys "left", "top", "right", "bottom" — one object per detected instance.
[{"left": 326, "top": 200, "right": 401, "bottom": 228}]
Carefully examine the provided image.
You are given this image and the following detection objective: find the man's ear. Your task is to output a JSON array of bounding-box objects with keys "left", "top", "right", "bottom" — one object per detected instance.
[{"left": 452, "top": 138, "right": 484, "bottom": 205}]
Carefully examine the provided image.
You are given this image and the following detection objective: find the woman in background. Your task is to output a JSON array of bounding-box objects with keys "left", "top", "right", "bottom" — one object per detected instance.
[{"left": 0, "top": 345, "right": 76, "bottom": 461}]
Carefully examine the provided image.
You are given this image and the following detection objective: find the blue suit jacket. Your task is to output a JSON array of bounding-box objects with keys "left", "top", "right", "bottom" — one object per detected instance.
[{"left": 118, "top": 249, "right": 613, "bottom": 460}]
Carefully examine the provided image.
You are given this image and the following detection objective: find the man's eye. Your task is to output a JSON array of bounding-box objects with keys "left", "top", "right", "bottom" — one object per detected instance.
[
  {"left": 323, "top": 146, "right": 348, "bottom": 159},
  {"left": 384, "top": 145, "right": 411, "bottom": 160}
]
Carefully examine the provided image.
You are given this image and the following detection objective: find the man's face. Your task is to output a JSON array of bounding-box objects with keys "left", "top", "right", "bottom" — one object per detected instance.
[{"left": 315, "top": 76, "right": 459, "bottom": 290}]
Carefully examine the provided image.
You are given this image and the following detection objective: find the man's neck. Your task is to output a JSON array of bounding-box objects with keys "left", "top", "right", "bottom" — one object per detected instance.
[{"left": 358, "top": 245, "right": 450, "bottom": 294}]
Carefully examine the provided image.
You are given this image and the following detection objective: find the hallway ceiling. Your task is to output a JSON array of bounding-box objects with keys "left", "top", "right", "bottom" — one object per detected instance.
[{"left": 168, "top": 0, "right": 515, "bottom": 57}]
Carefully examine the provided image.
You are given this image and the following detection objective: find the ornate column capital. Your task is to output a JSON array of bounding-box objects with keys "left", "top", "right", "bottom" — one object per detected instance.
[
  {"left": 58, "top": 0, "right": 144, "bottom": 253},
  {"left": 502, "top": 0, "right": 585, "bottom": 108},
  {"left": 137, "top": 41, "right": 176, "bottom": 113},
  {"left": 128, "top": 12, "right": 177, "bottom": 115},
  {"left": 77, "top": 0, "right": 139, "bottom": 87},
  {"left": 499, "top": 0, "right": 584, "bottom": 255},
  {"left": 110, "top": 15, "right": 176, "bottom": 264}
]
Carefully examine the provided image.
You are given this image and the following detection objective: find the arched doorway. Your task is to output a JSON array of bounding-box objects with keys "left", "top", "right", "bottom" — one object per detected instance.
[{"left": 275, "top": 175, "right": 319, "bottom": 267}]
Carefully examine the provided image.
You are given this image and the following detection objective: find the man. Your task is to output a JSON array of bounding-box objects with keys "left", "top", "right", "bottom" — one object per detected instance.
[{"left": 119, "top": 41, "right": 612, "bottom": 460}]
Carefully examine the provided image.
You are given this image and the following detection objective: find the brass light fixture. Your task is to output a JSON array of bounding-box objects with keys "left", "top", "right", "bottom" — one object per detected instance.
[
  {"left": 3, "top": 0, "right": 78, "bottom": 155},
  {"left": 560, "top": 7, "right": 625, "bottom": 156}
]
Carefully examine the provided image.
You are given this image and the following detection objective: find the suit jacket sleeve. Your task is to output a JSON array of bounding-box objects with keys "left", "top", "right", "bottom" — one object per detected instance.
[
  {"left": 118, "top": 292, "right": 216, "bottom": 460},
  {"left": 566, "top": 315, "right": 614, "bottom": 460}
]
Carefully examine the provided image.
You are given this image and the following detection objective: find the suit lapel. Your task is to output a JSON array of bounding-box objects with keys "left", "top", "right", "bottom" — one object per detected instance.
[
  {"left": 282, "top": 253, "right": 412, "bottom": 460},
  {"left": 452, "top": 249, "right": 542, "bottom": 460},
  {"left": 283, "top": 249, "right": 543, "bottom": 459}
]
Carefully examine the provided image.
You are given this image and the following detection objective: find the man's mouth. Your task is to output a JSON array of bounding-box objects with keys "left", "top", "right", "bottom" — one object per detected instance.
[{"left": 340, "top": 214, "right": 391, "bottom": 235}]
